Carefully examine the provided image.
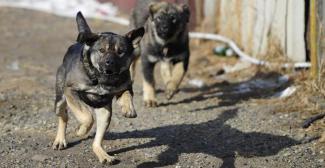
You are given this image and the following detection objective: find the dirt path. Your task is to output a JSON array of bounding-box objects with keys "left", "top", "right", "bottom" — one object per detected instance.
[{"left": 0, "top": 8, "right": 324, "bottom": 168}]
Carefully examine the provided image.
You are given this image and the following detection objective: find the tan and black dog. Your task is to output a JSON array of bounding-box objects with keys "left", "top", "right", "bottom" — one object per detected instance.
[
  {"left": 130, "top": 0, "right": 190, "bottom": 107},
  {"left": 52, "top": 12, "right": 144, "bottom": 164}
]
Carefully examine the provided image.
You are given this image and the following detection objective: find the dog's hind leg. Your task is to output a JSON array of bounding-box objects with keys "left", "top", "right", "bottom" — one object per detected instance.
[
  {"left": 65, "top": 89, "right": 94, "bottom": 138},
  {"left": 130, "top": 61, "right": 138, "bottom": 82},
  {"left": 117, "top": 89, "right": 137, "bottom": 118},
  {"left": 93, "top": 105, "right": 117, "bottom": 164},
  {"left": 130, "top": 47, "right": 141, "bottom": 82}
]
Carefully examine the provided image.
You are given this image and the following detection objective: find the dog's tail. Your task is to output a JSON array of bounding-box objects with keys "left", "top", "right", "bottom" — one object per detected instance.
[{"left": 76, "top": 11, "right": 92, "bottom": 33}]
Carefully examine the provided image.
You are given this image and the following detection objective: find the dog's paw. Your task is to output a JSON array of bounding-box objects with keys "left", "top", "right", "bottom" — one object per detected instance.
[
  {"left": 122, "top": 106, "right": 137, "bottom": 118},
  {"left": 166, "top": 83, "right": 178, "bottom": 100},
  {"left": 76, "top": 125, "right": 89, "bottom": 137},
  {"left": 93, "top": 146, "right": 118, "bottom": 164},
  {"left": 52, "top": 138, "right": 67, "bottom": 150},
  {"left": 144, "top": 100, "right": 158, "bottom": 107},
  {"left": 166, "top": 89, "right": 176, "bottom": 100}
]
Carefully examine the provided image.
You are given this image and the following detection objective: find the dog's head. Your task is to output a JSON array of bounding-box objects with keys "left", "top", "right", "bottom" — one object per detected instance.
[
  {"left": 76, "top": 12, "right": 144, "bottom": 76},
  {"left": 149, "top": 2, "right": 190, "bottom": 40}
]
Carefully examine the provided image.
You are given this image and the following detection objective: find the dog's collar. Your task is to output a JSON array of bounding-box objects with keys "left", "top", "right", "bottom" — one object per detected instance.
[{"left": 81, "top": 45, "right": 99, "bottom": 85}]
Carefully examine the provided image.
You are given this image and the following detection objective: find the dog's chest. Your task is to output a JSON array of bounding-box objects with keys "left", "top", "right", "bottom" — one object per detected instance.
[
  {"left": 148, "top": 45, "right": 186, "bottom": 62},
  {"left": 78, "top": 91, "right": 113, "bottom": 108}
]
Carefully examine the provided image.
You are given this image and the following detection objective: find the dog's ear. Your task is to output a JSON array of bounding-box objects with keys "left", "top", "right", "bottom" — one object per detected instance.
[
  {"left": 76, "top": 11, "right": 92, "bottom": 33},
  {"left": 149, "top": 3, "right": 157, "bottom": 19},
  {"left": 125, "top": 27, "right": 145, "bottom": 48},
  {"left": 76, "top": 11, "right": 99, "bottom": 45},
  {"left": 149, "top": 2, "right": 166, "bottom": 19},
  {"left": 179, "top": 4, "right": 190, "bottom": 23}
]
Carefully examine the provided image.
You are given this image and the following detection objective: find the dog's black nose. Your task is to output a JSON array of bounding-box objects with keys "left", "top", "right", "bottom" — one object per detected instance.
[{"left": 106, "top": 59, "right": 114, "bottom": 65}]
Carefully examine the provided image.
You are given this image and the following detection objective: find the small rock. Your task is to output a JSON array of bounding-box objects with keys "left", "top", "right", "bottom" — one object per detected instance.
[
  {"left": 32, "top": 154, "right": 49, "bottom": 162},
  {"left": 6, "top": 61, "right": 19, "bottom": 71},
  {"left": 0, "top": 93, "right": 6, "bottom": 101},
  {"left": 60, "top": 162, "right": 67, "bottom": 168},
  {"left": 188, "top": 79, "right": 205, "bottom": 88}
]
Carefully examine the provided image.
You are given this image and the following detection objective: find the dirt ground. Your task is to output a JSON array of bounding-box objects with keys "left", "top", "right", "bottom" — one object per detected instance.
[{"left": 0, "top": 8, "right": 324, "bottom": 168}]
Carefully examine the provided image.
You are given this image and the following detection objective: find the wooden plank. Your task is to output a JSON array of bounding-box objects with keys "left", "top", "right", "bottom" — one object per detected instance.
[
  {"left": 310, "top": 0, "right": 318, "bottom": 78},
  {"left": 240, "top": 0, "right": 256, "bottom": 54},
  {"left": 317, "top": 0, "right": 325, "bottom": 66},
  {"left": 286, "top": 0, "right": 306, "bottom": 62}
]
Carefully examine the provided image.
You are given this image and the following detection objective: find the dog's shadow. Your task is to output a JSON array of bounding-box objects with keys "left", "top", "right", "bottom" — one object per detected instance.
[{"left": 107, "top": 109, "right": 299, "bottom": 168}]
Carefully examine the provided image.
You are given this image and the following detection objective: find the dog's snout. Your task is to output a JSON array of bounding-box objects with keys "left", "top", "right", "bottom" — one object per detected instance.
[{"left": 106, "top": 59, "right": 114, "bottom": 65}]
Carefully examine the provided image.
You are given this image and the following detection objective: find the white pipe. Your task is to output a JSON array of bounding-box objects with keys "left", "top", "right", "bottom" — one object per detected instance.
[{"left": 189, "top": 32, "right": 311, "bottom": 69}]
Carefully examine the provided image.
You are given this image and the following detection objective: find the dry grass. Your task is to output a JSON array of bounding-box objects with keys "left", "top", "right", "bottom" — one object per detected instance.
[{"left": 255, "top": 68, "right": 325, "bottom": 144}]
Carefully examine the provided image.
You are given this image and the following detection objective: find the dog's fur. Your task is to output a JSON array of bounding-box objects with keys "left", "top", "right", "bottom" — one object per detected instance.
[
  {"left": 130, "top": 0, "right": 190, "bottom": 107},
  {"left": 52, "top": 12, "right": 144, "bottom": 164}
]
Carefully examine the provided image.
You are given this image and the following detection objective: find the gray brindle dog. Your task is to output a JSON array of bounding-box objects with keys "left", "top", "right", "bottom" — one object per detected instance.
[
  {"left": 130, "top": 0, "right": 190, "bottom": 107},
  {"left": 52, "top": 12, "right": 144, "bottom": 164}
]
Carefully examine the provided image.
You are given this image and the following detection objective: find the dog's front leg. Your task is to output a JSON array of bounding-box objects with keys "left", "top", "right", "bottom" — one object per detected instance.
[
  {"left": 142, "top": 58, "right": 157, "bottom": 107},
  {"left": 160, "top": 61, "right": 172, "bottom": 86},
  {"left": 52, "top": 96, "right": 68, "bottom": 150},
  {"left": 93, "top": 104, "right": 116, "bottom": 164},
  {"left": 165, "top": 61, "right": 186, "bottom": 100},
  {"left": 117, "top": 89, "right": 137, "bottom": 118}
]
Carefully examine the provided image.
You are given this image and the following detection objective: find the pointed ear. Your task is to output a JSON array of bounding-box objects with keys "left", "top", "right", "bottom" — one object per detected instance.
[
  {"left": 77, "top": 32, "right": 99, "bottom": 45},
  {"left": 76, "top": 11, "right": 92, "bottom": 33},
  {"left": 149, "top": 2, "right": 166, "bottom": 19},
  {"left": 125, "top": 27, "right": 145, "bottom": 48},
  {"left": 76, "top": 11, "right": 99, "bottom": 45},
  {"left": 179, "top": 4, "right": 190, "bottom": 23},
  {"left": 149, "top": 3, "right": 157, "bottom": 19}
]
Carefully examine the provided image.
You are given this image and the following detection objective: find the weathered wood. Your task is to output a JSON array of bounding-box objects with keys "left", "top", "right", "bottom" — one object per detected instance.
[
  {"left": 317, "top": 0, "right": 325, "bottom": 69},
  {"left": 310, "top": 0, "right": 318, "bottom": 78},
  {"left": 206, "top": 0, "right": 307, "bottom": 62},
  {"left": 287, "top": 0, "right": 306, "bottom": 62}
]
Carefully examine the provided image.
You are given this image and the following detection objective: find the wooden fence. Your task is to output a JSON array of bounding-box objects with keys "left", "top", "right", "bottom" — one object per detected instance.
[
  {"left": 317, "top": 0, "right": 325, "bottom": 75},
  {"left": 201, "top": 0, "right": 307, "bottom": 63}
]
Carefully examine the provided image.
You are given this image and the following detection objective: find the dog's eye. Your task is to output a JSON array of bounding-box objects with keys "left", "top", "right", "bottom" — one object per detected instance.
[
  {"left": 99, "top": 48, "right": 105, "bottom": 53},
  {"left": 117, "top": 48, "right": 124, "bottom": 56}
]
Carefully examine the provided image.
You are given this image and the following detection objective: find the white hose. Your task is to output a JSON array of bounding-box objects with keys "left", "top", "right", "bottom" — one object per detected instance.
[{"left": 189, "top": 32, "right": 311, "bottom": 69}]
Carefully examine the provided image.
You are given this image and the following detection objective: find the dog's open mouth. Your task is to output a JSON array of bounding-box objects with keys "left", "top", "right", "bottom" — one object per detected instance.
[{"left": 104, "top": 69, "right": 119, "bottom": 76}]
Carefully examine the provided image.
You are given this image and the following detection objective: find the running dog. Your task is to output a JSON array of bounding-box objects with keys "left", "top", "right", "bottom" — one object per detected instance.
[
  {"left": 52, "top": 12, "right": 144, "bottom": 164},
  {"left": 131, "top": 0, "right": 190, "bottom": 107}
]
